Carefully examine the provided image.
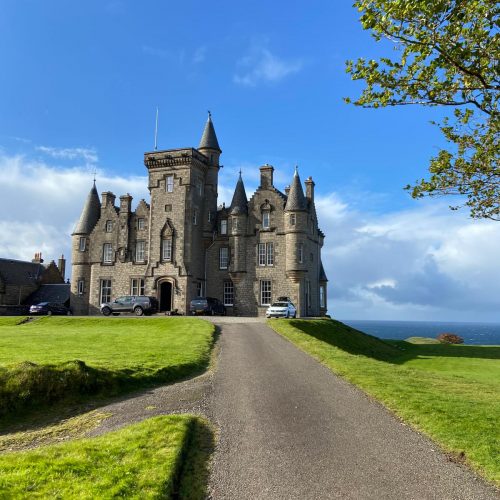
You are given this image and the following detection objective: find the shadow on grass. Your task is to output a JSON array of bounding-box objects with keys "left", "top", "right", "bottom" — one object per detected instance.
[
  {"left": 0, "top": 325, "right": 221, "bottom": 433},
  {"left": 176, "top": 418, "right": 215, "bottom": 500},
  {"left": 286, "top": 319, "right": 500, "bottom": 364}
]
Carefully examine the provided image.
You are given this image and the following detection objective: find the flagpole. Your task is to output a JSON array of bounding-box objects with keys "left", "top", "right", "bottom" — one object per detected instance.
[{"left": 154, "top": 106, "right": 159, "bottom": 151}]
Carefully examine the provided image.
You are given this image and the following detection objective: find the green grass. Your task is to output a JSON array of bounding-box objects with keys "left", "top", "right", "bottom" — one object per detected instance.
[
  {"left": 0, "top": 317, "right": 214, "bottom": 420},
  {"left": 0, "top": 415, "right": 208, "bottom": 499},
  {"left": 269, "top": 318, "right": 500, "bottom": 485}
]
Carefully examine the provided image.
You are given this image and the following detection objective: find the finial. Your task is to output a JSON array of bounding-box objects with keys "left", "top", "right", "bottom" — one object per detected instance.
[
  {"left": 239, "top": 168, "right": 242, "bottom": 178},
  {"left": 208, "top": 110, "right": 211, "bottom": 118},
  {"left": 294, "top": 165, "right": 299, "bottom": 176},
  {"left": 91, "top": 167, "right": 97, "bottom": 185}
]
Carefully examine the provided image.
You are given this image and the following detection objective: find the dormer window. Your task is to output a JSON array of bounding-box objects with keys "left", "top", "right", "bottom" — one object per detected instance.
[
  {"left": 105, "top": 220, "right": 113, "bottom": 232},
  {"left": 220, "top": 220, "right": 227, "bottom": 235},
  {"left": 137, "top": 218, "right": 145, "bottom": 231},
  {"left": 262, "top": 211, "right": 270, "bottom": 229}
]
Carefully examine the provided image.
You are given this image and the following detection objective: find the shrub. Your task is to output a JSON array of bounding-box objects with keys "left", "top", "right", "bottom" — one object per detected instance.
[{"left": 436, "top": 333, "right": 464, "bottom": 344}]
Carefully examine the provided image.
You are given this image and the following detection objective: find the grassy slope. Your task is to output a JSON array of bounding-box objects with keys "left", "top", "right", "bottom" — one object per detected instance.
[
  {"left": 269, "top": 319, "right": 500, "bottom": 485},
  {"left": 0, "top": 317, "right": 214, "bottom": 420},
  {"left": 0, "top": 415, "right": 199, "bottom": 499}
]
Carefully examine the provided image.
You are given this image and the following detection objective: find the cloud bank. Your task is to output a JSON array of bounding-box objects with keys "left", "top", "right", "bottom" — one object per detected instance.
[{"left": 1, "top": 150, "right": 499, "bottom": 322}]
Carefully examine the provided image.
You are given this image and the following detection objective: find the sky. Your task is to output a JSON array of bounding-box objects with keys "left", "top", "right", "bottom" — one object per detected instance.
[{"left": 1, "top": 1, "right": 499, "bottom": 322}]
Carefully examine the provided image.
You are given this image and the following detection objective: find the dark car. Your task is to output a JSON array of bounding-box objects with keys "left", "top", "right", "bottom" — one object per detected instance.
[
  {"left": 29, "top": 302, "right": 71, "bottom": 316},
  {"left": 100, "top": 295, "right": 158, "bottom": 316},
  {"left": 190, "top": 297, "right": 226, "bottom": 316}
]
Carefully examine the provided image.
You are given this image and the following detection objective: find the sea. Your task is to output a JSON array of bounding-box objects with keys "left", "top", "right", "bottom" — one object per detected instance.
[{"left": 341, "top": 320, "right": 500, "bottom": 346}]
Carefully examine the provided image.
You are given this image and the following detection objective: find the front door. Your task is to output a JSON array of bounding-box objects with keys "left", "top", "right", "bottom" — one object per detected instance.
[{"left": 159, "top": 282, "right": 172, "bottom": 312}]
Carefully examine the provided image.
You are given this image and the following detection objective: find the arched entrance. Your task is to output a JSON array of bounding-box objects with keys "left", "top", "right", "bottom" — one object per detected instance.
[{"left": 159, "top": 281, "right": 172, "bottom": 312}]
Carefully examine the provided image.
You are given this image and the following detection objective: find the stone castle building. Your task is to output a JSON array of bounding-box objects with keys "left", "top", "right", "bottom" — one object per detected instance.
[{"left": 71, "top": 114, "right": 328, "bottom": 316}]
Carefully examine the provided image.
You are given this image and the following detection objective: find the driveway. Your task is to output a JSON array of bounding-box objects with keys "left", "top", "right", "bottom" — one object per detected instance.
[{"left": 207, "top": 320, "right": 498, "bottom": 500}]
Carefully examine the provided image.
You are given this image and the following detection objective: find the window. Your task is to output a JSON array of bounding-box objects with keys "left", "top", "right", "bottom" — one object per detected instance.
[
  {"left": 77, "top": 279, "right": 85, "bottom": 295},
  {"left": 100, "top": 279, "right": 112, "bottom": 303},
  {"left": 137, "top": 218, "right": 145, "bottom": 231},
  {"left": 258, "top": 243, "right": 266, "bottom": 266},
  {"left": 196, "top": 282, "right": 203, "bottom": 297},
  {"left": 103, "top": 243, "right": 113, "bottom": 263},
  {"left": 260, "top": 280, "right": 272, "bottom": 305},
  {"left": 162, "top": 238, "right": 172, "bottom": 261},
  {"left": 266, "top": 242, "right": 274, "bottom": 266},
  {"left": 290, "top": 214, "right": 296, "bottom": 226},
  {"left": 105, "top": 220, "right": 113, "bottom": 232},
  {"left": 165, "top": 204, "right": 172, "bottom": 212},
  {"left": 232, "top": 218, "right": 238, "bottom": 231},
  {"left": 166, "top": 175, "right": 174, "bottom": 192},
  {"left": 135, "top": 241, "right": 145, "bottom": 262},
  {"left": 208, "top": 211, "right": 212, "bottom": 222},
  {"left": 320, "top": 285, "right": 326, "bottom": 308},
  {"left": 223, "top": 281, "right": 234, "bottom": 306},
  {"left": 298, "top": 244, "right": 304, "bottom": 263},
  {"left": 192, "top": 210, "right": 198, "bottom": 225},
  {"left": 79, "top": 237, "right": 86, "bottom": 252},
  {"left": 307, "top": 280, "right": 311, "bottom": 309},
  {"left": 219, "top": 247, "right": 229, "bottom": 269},
  {"left": 310, "top": 252, "right": 314, "bottom": 262},
  {"left": 220, "top": 220, "right": 227, "bottom": 235},
  {"left": 197, "top": 179, "right": 203, "bottom": 196},
  {"left": 131, "top": 278, "right": 145, "bottom": 296},
  {"left": 262, "top": 211, "right": 270, "bottom": 229}
]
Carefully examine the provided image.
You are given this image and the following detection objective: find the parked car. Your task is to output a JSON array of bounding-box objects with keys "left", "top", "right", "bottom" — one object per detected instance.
[
  {"left": 29, "top": 302, "right": 72, "bottom": 316},
  {"left": 190, "top": 297, "right": 226, "bottom": 316},
  {"left": 266, "top": 300, "right": 296, "bottom": 318},
  {"left": 100, "top": 296, "right": 158, "bottom": 316}
]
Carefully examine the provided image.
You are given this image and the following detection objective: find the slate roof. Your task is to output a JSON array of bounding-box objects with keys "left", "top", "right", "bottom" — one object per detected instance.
[
  {"left": 230, "top": 173, "right": 248, "bottom": 215},
  {"left": 284, "top": 168, "right": 307, "bottom": 211},
  {"left": 0, "top": 258, "right": 44, "bottom": 286},
  {"left": 198, "top": 113, "right": 221, "bottom": 152},
  {"left": 28, "top": 284, "right": 71, "bottom": 305},
  {"left": 319, "top": 262, "right": 328, "bottom": 282},
  {"left": 73, "top": 182, "right": 101, "bottom": 235}
]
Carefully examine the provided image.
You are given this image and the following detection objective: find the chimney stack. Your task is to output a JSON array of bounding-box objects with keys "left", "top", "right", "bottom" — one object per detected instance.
[
  {"left": 259, "top": 164, "right": 274, "bottom": 189},
  {"left": 101, "top": 191, "right": 116, "bottom": 208},
  {"left": 58, "top": 254, "right": 66, "bottom": 281},
  {"left": 305, "top": 176, "right": 315, "bottom": 202},
  {"left": 32, "top": 252, "right": 44, "bottom": 264}
]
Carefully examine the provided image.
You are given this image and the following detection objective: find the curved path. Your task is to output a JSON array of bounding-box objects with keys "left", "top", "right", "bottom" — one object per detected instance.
[{"left": 207, "top": 319, "right": 498, "bottom": 500}]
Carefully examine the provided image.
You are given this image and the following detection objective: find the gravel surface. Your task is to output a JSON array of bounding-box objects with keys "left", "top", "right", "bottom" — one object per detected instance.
[{"left": 85, "top": 319, "right": 498, "bottom": 499}]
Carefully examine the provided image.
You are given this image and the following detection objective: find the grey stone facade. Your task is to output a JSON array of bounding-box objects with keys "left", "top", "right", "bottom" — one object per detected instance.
[{"left": 71, "top": 115, "right": 328, "bottom": 316}]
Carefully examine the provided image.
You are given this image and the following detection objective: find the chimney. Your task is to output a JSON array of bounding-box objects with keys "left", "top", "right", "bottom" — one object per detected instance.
[
  {"left": 119, "top": 194, "right": 133, "bottom": 213},
  {"left": 101, "top": 192, "right": 116, "bottom": 208},
  {"left": 259, "top": 164, "right": 274, "bottom": 189},
  {"left": 305, "top": 176, "right": 315, "bottom": 202},
  {"left": 58, "top": 254, "right": 66, "bottom": 281},
  {"left": 285, "top": 185, "right": 291, "bottom": 196},
  {"left": 32, "top": 252, "right": 44, "bottom": 264}
]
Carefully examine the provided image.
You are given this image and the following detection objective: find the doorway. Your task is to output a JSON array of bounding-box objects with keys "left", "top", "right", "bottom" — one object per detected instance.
[{"left": 159, "top": 281, "right": 172, "bottom": 312}]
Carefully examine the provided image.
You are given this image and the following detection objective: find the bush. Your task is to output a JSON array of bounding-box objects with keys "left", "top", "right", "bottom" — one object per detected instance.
[{"left": 436, "top": 333, "right": 464, "bottom": 344}]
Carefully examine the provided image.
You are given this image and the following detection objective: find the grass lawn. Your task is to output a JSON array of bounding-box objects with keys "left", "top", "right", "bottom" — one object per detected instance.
[
  {"left": 0, "top": 415, "right": 208, "bottom": 499},
  {"left": 269, "top": 319, "right": 500, "bottom": 485},
  {"left": 0, "top": 317, "right": 214, "bottom": 420}
]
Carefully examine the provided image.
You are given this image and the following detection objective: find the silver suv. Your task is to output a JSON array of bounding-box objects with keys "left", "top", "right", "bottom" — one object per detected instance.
[{"left": 100, "top": 296, "right": 158, "bottom": 316}]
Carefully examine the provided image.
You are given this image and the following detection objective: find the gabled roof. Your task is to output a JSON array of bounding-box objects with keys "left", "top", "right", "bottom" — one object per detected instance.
[
  {"left": 230, "top": 173, "right": 248, "bottom": 215},
  {"left": 0, "top": 258, "right": 44, "bottom": 286},
  {"left": 28, "top": 284, "right": 71, "bottom": 305},
  {"left": 73, "top": 182, "right": 101, "bottom": 235},
  {"left": 284, "top": 167, "right": 307, "bottom": 211},
  {"left": 198, "top": 112, "right": 221, "bottom": 152}
]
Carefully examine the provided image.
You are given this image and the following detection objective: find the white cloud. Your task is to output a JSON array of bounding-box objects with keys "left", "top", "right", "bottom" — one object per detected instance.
[
  {"left": 234, "top": 43, "right": 303, "bottom": 87},
  {"left": 36, "top": 146, "right": 98, "bottom": 164}
]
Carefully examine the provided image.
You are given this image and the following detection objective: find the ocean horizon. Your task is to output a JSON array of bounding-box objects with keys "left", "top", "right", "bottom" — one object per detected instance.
[{"left": 340, "top": 319, "right": 500, "bottom": 345}]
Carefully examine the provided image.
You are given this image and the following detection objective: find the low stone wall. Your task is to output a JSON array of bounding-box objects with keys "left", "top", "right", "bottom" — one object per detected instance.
[{"left": 0, "top": 305, "right": 30, "bottom": 316}]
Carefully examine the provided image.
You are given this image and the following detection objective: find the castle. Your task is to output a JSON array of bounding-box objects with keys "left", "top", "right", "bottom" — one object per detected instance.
[{"left": 71, "top": 114, "right": 328, "bottom": 317}]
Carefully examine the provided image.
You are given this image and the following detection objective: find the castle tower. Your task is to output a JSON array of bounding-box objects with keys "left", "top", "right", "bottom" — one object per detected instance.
[
  {"left": 284, "top": 167, "right": 308, "bottom": 315},
  {"left": 229, "top": 171, "right": 248, "bottom": 278},
  {"left": 71, "top": 182, "right": 100, "bottom": 314}
]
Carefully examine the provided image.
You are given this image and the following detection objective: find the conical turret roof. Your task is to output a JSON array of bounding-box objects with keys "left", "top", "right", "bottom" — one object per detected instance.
[
  {"left": 284, "top": 167, "right": 307, "bottom": 211},
  {"left": 230, "top": 172, "right": 248, "bottom": 215},
  {"left": 73, "top": 182, "right": 101, "bottom": 235},
  {"left": 198, "top": 112, "right": 221, "bottom": 152}
]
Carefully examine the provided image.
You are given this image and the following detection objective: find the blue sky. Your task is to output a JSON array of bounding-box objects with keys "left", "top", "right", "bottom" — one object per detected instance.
[{"left": 1, "top": 1, "right": 499, "bottom": 321}]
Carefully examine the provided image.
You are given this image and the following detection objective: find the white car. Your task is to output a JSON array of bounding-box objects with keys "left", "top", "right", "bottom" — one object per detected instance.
[{"left": 266, "top": 300, "right": 297, "bottom": 318}]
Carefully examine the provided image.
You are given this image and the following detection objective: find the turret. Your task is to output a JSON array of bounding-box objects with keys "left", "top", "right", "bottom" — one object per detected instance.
[
  {"left": 229, "top": 172, "right": 248, "bottom": 274},
  {"left": 198, "top": 111, "right": 221, "bottom": 167},
  {"left": 71, "top": 182, "right": 100, "bottom": 314}
]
